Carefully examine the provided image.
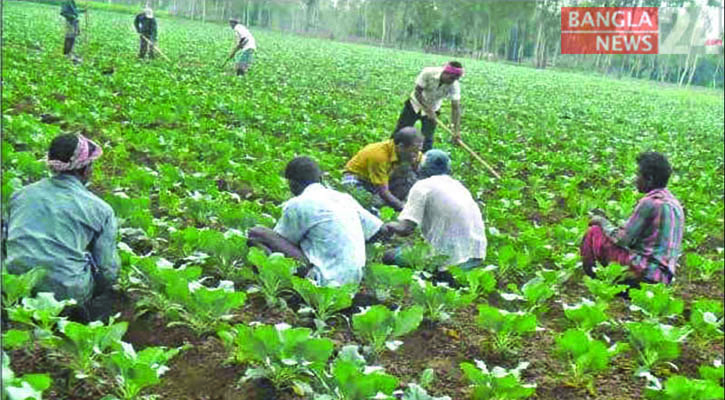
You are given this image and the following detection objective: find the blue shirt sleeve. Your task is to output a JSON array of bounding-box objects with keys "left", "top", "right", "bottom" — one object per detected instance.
[
  {"left": 273, "top": 201, "right": 307, "bottom": 245},
  {"left": 91, "top": 208, "right": 120, "bottom": 286}
]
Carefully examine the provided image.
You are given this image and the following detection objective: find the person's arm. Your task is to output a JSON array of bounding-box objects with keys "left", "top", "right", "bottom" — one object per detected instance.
[
  {"left": 90, "top": 211, "right": 120, "bottom": 289},
  {"left": 415, "top": 85, "right": 436, "bottom": 118},
  {"left": 134, "top": 14, "right": 142, "bottom": 33},
  {"left": 378, "top": 186, "right": 404, "bottom": 211},
  {"left": 590, "top": 199, "right": 654, "bottom": 247},
  {"left": 248, "top": 226, "right": 308, "bottom": 263},
  {"left": 384, "top": 219, "right": 417, "bottom": 237}
]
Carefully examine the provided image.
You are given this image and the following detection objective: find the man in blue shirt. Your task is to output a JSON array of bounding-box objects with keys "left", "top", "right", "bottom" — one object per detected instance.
[
  {"left": 248, "top": 157, "right": 384, "bottom": 287},
  {"left": 4, "top": 134, "right": 120, "bottom": 322}
]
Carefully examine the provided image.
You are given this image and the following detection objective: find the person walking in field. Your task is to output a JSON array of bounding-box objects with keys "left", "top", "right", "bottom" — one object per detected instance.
[
  {"left": 227, "top": 18, "right": 256, "bottom": 76},
  {"left": 3, "top": 134, "right": 120, "bottom": 322},
  {"left": 394, "top": 61, "right": 464, "bottom": 152},
  {"left": 60, "top": 0, "right": 85, "bottom": 62},
  {"left": 582, "top": 152, "right": 684, "bottom": 287},
  {"left": 381, "top": 150, "right": 487, "bottom": 271},
  {"left": 343, "top": 127, "right": 423, "bottom": 212},
  {"left": 134, "top": 7, "right": 158, "bottom": 59},
  {"left": 248, "top": 157, "right": 384, "bottom": 287}
]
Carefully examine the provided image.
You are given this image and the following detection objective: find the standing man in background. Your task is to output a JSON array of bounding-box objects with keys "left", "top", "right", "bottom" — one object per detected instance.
[
  {"left": 134, "top": 7, "right": 158, "bottom": 59},
  {"left": 60, "top": 0, "right": 85, "bottom": 62},
  {"left": 227, "top": 18, "right": 256, "bottom": 76},
  {"left": 394, "top": 61, "right": 464, "bottom": 152}
]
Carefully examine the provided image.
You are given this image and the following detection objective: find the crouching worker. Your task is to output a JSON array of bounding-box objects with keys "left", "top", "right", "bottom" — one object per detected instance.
[
  {"left": 248, "top": 156, "right": 384, "bottom": 287},
  {"left": 582, "top": 151, "right": 684, "bottom": 286},
  {"left": 4, "top": 134, "right": 120, "bottom": 322},
  {"left": 342, "top": 127, "right": 423, "bottom": 212},
  {"left": 381, "top": 149, "right": 487, "bottom": 271}
]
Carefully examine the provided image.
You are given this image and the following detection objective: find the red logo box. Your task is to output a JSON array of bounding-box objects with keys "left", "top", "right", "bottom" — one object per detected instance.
[{"left": 561, "top": 7, "right": 659, "bottom": 54}]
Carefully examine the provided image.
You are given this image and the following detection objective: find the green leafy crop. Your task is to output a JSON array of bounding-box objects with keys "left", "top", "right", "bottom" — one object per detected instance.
[
  {"left": 477, "top": 304, "right": 537, "bottom": 354},
  {"left": 352, "top": 305, "right": 424, "bottom": 357},
  {"left": 460, "top": 360, "right": 536, "bottom": 400}
]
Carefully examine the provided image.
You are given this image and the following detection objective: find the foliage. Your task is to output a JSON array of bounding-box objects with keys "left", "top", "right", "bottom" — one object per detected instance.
[
  {"left": 169, "top": 227, "right": 249, "bottom": 281},
  {"left": 629, "top": 284, "right": 684, "bottom": 321},
  {"left": 562, "top": 298, "right": 609, "bottom": 332},
  {"left": 689, "top": 299, "right": 724, "bottom": 340},
  {"left": 583, "top": 263, "right": 629, "bottom": 302},
  {"left": 409, "top": 274, "right": 473, "bottom": 323},
  {"left": 102, "top": 342, "right": 181, "bottom": 400},
  {"left": 460, "top": 360, "right": 536, "bottom": 400},
  {"left": 685, "top": 253, "right": 724, "bottom": 281},
  {"left": 364, "top": 263, "right": 414, "bottom": 303},
  {"left": 291, "top": 277, "right": 356, "bottom": 331},
  {"left": 2, "top": 352, "right": 52, "bottom": 400},
  {"left": 352, "top": 305, "right": 424, "bottom": 357},
  {"left": 477, "top": 304, "right": 537, "bottom": 354},
  {"left": 450, "top": 266, "right": 497, "bottom": 302},
  {"left": 219, "top": 323, "right": 334, "bottom": 394},
  {"left": 644, "top": 374, "right": 724, "bottom": 400},
  {"left": 555, "top": 328, "right": 629, "bottom": 391},
  {"left": 7, "top": 292, "right": 76, "bottom": 347},
  {"left": 313, "top": 345, "right": 399, "bottom": 400},
  {"left": 1, "top": 267, "right": 45, "bottom": 309},
  {"left": 246, "top": 248, "right": 298, "bottom": 308},
  {"left": 626, "top": 321, "right": 691, "bottom": 373},
  {"left": 57, "top": 317, "right": 128, "bottom": 380}
]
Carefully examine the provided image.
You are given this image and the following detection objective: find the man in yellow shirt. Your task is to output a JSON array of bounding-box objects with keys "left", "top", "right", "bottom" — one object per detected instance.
[{"left": 342, "top": 127, "right": 423, "bottom": 211}]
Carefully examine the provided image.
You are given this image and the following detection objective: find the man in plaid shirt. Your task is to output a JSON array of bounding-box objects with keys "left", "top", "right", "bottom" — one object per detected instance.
[{"left": 581, "top": 152, "right": 684, "bottom": 285}]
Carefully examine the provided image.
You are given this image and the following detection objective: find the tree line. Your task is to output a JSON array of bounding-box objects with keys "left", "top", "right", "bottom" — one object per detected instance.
[{"left": 87, "top": 0, "right": 725, "bottom": 87}]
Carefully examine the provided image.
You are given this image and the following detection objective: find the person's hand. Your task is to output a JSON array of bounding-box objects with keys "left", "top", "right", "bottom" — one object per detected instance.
[
  {"left": 451, "top": 132, "right": 462, "bottom": 145},
  {"left": 424, "top": 107, "right": 436, "bottom": 118}
]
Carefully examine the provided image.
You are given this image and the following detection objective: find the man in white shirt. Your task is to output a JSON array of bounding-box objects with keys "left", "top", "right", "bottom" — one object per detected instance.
[
  {"left": 227, "top": 18, "right": 256, "bottom": 76},
  {"left": 248, "top": 157, "right": 384, "bottom": 287},
  {"left": 382, "top": 149, "right": 487, "bottom": 271},
  {"left": 393, "top": 61, "right": 464, "bottom": 152}
]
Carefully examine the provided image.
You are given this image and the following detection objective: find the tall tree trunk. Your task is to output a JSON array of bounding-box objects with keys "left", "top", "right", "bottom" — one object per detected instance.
[
  {"left": 381, "top": 9, "right": 386, "bottom": 45},
  {"left": 202, "top": 0, "right": 206, "bottom": 22},
  {"left": 679, "top": 7, "right": 703, "bottom": 86},
  {"left": 686, "top": 53, "right": 700, "bottom": 87}
]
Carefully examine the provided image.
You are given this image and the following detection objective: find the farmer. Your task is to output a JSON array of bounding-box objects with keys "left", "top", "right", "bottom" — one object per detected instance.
[
  {"left": 248, "top": 156, "right": 384, "bottom": 287},
  {"left": 227, "top": 18, "right": 256, "bottom": 76},
  {"left": 134, "top": 7, "right": 158, "bottom": 59},
  {"left": 60, "top": 0, "right": 85, "bottom": 62},
  {"left": 393, "top": 61, "right": 464, "bottom": 152},
  {"left": 342, "top": 127, "right": 423, "bottom": 212},
  {"left": 381, "top": 150, "right": 487, "bottom": 270},
  {"left": 4, "top": 134, "right": 120, "bottom": 322},
  {"left": 582, "top": 151, "right": 684, "bottom": 286}
]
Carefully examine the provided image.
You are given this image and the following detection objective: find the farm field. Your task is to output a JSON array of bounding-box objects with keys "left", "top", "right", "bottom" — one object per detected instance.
[{"left": 2, "top": 2, "right": 724, "bottom": 400}]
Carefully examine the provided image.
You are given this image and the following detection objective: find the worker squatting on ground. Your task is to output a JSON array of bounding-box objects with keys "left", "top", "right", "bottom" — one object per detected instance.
[
  {"left": 3, "top": 134, "right": 120, "bottom": 322},
  {"left": 134, "top": 7, "right": 158, "bottom": 59},
  {"left": 581, "top": 151, "right": 684, "bottom": 288},
  {"left": 247, "top": 157, "right": 384, "bottom": 287},
  {"left": 342, "top": 127, "right": 423, "bottom": 212},
  {"left": 228, "top": 18, "right": 256, "bottom": 76},
  {"left": 382, "top": 149, "right": 487, "bottom": 271},
  {"left": 60, "top": 0, "right": 85, "bottom": 63},
  {"left": 394, "top": 61, "right": 464, "bottom": 152}
]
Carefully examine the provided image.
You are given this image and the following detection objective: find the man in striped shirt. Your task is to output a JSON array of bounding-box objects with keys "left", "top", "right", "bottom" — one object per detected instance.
[{"left": 581, "top": 152, "right": 684, "bottom": 285}]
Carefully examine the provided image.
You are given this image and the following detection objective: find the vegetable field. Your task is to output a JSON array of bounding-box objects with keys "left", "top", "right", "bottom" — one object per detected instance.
[{"left": 2, "top": 2, "right": 724, "bottom": 400}]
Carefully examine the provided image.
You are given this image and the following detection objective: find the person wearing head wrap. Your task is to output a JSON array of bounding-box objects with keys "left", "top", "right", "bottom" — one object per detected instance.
[
  {"left": 227, "top": 18, "right": 257, "bottom": 76},
  {"left": 382, "top": 150, "right": 487, "bottom": 272},
  {"left": 3, "top": 134, "right": 120, "bottom": 322},
  {"left": 134, "top": 7, "right": 158, "bottom": 59},
  {"left": 60, "top": 0, "right": 86, "bottom": 62},
  {"left": 393, "top": 61, "right": 464, "bottom": 152}
]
